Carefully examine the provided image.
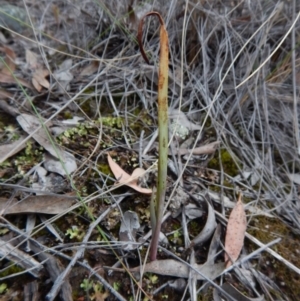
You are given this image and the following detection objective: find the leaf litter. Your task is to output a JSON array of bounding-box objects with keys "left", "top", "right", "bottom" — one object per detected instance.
[
  {"left": 16, "top": 113, "right": 77, "bottom": 175},
  {"left": 25, "top": 49, "right": 50, "bottom": 92},
  {"left": 0, "top": 194, "right": 76, "bottom": 215},
  {"left": 224, "top": 193, "right": 247, "bottom": 268},
  {"left": 0, "top": 1, "right": 299, "bottom": 300},
  {"left": 119, "top": 210, "right": 140, "bottom": 250},
  {"left": 107, "top": 153, "right": 152, "bottom": 194},
  {"left": 107, "top": 259, "right": 225, "bottom": 281}
]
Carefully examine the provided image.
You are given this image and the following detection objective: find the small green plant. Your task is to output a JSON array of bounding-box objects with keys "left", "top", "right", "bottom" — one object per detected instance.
[
  {"left": 91, "top": 282, "right": 109, "bottom": 301},
  {"left": 65, "top": 225, "right": 85, "bottom": 240},
  {"left": 113, "top": 281, "right": 121, "bottom": 291},
  {"left": 0, "top": 227, "right": 9, "bottom": 235},
  {"left": 145, "top": 273, "right": 159, "bottom": 289},
  {"left": 80, "top": 279, "right": 93, "bottom": 292},
  {"left": 0, "top": 283, "right": 7, "bottom": 294},
  {"left": 170, "top": 229, "right": 183, "bottom": 245},
  {"left": 92, "top": 282, "right": 103, "bottom": 293}
]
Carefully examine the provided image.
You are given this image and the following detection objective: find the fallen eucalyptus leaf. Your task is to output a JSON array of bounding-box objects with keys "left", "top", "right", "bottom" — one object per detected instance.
[
  {"left": 107, "top": 154, "right": 152, "bottom": 194},
  {"left": 0, "top": 195, "right": 76, "bottom": 215},
  {"left": 224, "top": 193, "right": 247, "bottom": 268},
  {"left": 113, "top": 259, "right": 224, "bottom": 280},
  {"left": 32, "top": 69, "right": 50, "bottom": 92}
]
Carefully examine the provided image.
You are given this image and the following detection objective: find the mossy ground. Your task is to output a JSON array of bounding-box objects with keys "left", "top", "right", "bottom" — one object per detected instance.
[{"left": 247, "top": 216, "right": 300, "bottom": 300}]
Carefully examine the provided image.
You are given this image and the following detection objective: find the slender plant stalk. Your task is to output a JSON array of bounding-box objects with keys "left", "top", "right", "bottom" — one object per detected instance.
[{"left": 138, "top": 12, "right": 169, "bottom": 261}]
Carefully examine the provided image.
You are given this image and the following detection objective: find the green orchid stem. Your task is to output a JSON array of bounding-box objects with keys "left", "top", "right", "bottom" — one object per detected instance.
[
  {"left": 138, "top": 12, "right": 169, "bottom": 261},
  {"left": 138, "top": 11, "right": 169, "bottom": 260}
]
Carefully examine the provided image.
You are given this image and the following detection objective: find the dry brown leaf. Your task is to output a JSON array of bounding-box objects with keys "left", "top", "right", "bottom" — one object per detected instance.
[
  {"left": 224, "top": 193, "right": 247, "bottom": 268},
  {"left": 107, "top": 154, "right": 152, "bottom": 194},
  {"left": 0, "top": 46, "right": 16, "bottom": 75},
  {"left": 32, "top": 69, "right": 50, "bottom": 92},
  {"left": 26, "top": 49, "right": 50, "bottom": 91},
  {"left": 79, "top": 61, "right": 100, "bottom": 76},
  {"left": 0, "top": 195, "right": 76, "bottom": 215},
  {"left": 25, "top": 49, "right": 38, "bottom": 70},
  {"left": 0, "top": 72, "right": 32, "bottom": 88}
]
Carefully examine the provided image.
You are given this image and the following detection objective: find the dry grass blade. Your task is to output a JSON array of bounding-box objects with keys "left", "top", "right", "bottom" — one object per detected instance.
[
  {"left": 0, "top": 238, "right": 42, "bottom": 278},
  {"left": 224, "top": 193, "right": 247, "bottom": 268},
  {"left": 173, "top": 141, "right": 220, "bottom": 156}
]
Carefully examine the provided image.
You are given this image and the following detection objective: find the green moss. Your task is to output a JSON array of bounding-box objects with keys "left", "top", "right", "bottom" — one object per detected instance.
[
  {"left": 0, "top": 123, "right": 20, "bottom": 144},
  {"left": 0, "top": 262, "right": 23, "bottom": 278},
  {"left": 98, "top": 116, "right": 123, "bottom": 128},
  {"left": 247, "top": 216, "right": 300, "bottom": 299},
  {"left": 62, "top": 122, "right": 95, "bottom": 139},
  {"left": 208, "top": 149, "right": 240, "bottom": 176},
  {"left": 97, "top": 163, "right": 112, "bottom": 176},
  {"left": 12, "top": 142, "right": 43, "bottom": 175},
  {"left": 63, "top": 111, "right": 73, "bottom": 119}
]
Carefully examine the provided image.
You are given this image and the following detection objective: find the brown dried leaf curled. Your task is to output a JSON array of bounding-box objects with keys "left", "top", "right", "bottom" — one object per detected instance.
[
  {"left": 224, "top": 193, "right": 247, "bottom": 268},
  {"left": 107, "top": 154, "right": 152, "bottom": 194}
]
